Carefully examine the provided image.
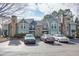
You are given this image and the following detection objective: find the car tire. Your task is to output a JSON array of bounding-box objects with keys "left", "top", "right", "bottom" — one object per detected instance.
[
  {"left": 33, "top": 42, "right": 36, "bottom": 44},
  {"left": 59, "top": 41, "right": 68, "bottom": 43},
  {"left": 52, "top": 41, "right": 54, "bottom": 44},
  {"left": 64, "top": 41, "right": 69, "bottom": 43},
  {"left": 44, "top": 39, "right": 47, "bottom": 43}
]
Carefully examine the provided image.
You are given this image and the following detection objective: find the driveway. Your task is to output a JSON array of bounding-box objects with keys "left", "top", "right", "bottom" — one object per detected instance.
[{"left": 0, "top": 38, "right": 79, "bottom": 56}]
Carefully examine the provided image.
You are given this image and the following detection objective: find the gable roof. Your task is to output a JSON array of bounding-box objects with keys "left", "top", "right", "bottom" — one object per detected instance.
[
  {"left": 19, "top": 19, "right": 28, "bottom": 23},
  {"left": 17, "top": 18, "right": 34, "bottom": 24},
  {"left": 2, "top": 19, "right": 11, "bottom": 25},
  {"left": 30, "top": 20, "right": 37, "bottom": 25},
  {"left": 26, "top": 18, "right": 34, "bottom": 24},
  {"left": 36, "top": 21, "right": 42, "bottom": 26}
]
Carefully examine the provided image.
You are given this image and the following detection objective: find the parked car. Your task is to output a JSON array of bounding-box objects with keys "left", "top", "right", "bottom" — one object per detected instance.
[
  {"left": 24, "top": 34, "right": 36, "bottom": 44},
  {"left": 41, "top": 34, "right": 55, "bottom": 43},
  {"left": 53, "top": 34, "right": 70, "bottom": 43}
]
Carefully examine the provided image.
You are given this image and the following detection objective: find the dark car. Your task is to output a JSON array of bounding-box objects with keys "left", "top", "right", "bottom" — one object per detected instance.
[
  {"left": 41, "top": 34, "right": 55, "bottom": 43},
  {"left": 24, "top": 34, "right": 36, "bottom": 44}
]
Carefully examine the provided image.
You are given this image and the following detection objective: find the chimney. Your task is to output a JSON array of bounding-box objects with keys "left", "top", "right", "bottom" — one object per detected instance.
[{"left": 10, "top": 15, "right": 17, "bottom": 37}]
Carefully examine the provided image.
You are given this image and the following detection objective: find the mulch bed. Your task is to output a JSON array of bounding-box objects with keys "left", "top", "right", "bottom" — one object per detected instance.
[{"left": 0, "top": 37, "right": 9, "bottom": 43}]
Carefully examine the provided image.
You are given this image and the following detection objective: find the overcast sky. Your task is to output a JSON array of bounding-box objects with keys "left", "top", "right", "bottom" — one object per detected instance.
[
  {"left": 10, "top": 3, "right": 78, "bottom": 21},
  {"left": 0, "top": 3, "right": 79, "bottom": 21},
  {"left": 0, "top": 3, "right": 78, "bottom": 28}
]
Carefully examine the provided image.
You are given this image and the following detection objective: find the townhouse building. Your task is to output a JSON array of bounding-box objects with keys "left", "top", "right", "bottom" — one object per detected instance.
[{"left": 2, "top": 9, "right": 77, "bottom": 38}]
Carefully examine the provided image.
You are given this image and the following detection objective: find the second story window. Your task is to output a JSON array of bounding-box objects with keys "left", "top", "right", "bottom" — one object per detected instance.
[
  {"left": 54, "top": 24, "right": 56, "bottom": 29},
  {"left": 54, "top": 26, "right": 56, "bottom": 29},
  {"left": 51, "top": 24, "right": 57, "bottom": 30},
  {"left": 24, "top": 25, "right": 25, "bottom": 29},
  {"left": 32, "top": 25, "right": 34, "bottom": 29},
  {"left": 21, "top": 24, "right": 25, "bottom": 29},
  {"left": 21, "top": 25, "right": 23, "bottom": 29},
  {"left": 52, "top": 24, "right": 53, "bottom": 29}
]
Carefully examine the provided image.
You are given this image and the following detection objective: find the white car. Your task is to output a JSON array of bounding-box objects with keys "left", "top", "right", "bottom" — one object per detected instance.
[{"left": 53, "top": 34, "right": 70, "bottom": 43}]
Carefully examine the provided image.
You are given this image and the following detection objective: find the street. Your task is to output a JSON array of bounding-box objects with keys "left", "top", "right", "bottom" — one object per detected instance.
[{"left": 0, "top": 38, "right": 79, "bottom": 56}]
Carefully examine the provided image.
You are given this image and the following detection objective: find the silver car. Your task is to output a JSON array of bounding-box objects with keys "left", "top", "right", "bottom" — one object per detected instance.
[{"left": 41, "top": 34, "right": 55, "bottom": 43}]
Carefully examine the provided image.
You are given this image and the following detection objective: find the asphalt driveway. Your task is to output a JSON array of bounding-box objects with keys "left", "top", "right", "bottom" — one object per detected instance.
[{"left": 0, "top": 38, "right": 79, "bottom": 56}]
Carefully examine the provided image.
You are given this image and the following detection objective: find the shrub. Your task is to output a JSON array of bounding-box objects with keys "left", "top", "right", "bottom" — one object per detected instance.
[
  {"left": 14, "top": 33, "right": 26, "bottom": 38},
  {"left": 66, "top": 36, "right": 74, "bottom": 39}
]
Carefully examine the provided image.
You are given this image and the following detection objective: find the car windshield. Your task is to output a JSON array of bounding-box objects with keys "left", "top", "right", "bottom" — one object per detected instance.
[
  {"left": 43, "top": 34, "right": 52, "bottom": 37},
  {"left": 55, "top": 34, "right": 64, "bottom": 37},
  {"left": 26, "top": 34, "right": 33, "bottom": 37}
]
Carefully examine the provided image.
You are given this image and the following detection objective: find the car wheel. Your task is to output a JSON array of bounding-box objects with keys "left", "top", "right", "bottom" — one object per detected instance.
[
  {"left": 33, "top": 42, "right": 36, "bottom": 44},
  {"left": 64, "top": 41, "right": 69, "bottom": 43},
  {"left": 44, "top": 39, "right": 47, "bottom": 43},
  {"left": 52, "top": 41, "right": 54, "bottom": 44},
  {"left": 60, "top": 41, "right": 68, "bottom": 43}
]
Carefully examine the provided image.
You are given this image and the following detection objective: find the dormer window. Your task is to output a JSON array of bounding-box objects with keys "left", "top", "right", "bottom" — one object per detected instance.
[{"left": 32, "top": 25, "right": 34, "bottom": 29}]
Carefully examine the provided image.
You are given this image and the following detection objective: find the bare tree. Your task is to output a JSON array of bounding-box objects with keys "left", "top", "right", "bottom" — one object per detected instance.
[
  {"left": 0, "top": 3, "right": 29, "bottom": 25},
  {"left": 0, "top": 3, "right": 29, "bottom": 36},
  {"left": 0, "top": 3, "right": 28, "bottom": 18}
]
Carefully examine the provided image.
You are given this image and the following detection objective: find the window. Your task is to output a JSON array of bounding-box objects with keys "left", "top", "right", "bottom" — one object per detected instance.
[
  {"left": 54, "top": 25, "right": 56, "bottom": 29},
  {"left": 30, "top": 25, "right": 35, "bottom": 30},
  {"left": 54, "top": 24, "right": 56, "bottom": 29},
  {"left": 21, "top": 23, "right": 25, "bottom": 29},
  {"left": 24, "top": 25, "right": 25, "bottom": 29},
  {"left": 52, "top": 24, "right": 56, "bottom": 29},
  {"left": 52, "top": 24, "right": 53, "bottom": 29},
  {"left": 21, "top": 25, "right": 23, "bottom": 29},
  {"left": 32, "top": 25, "right": 34, "bottom": 29},
  {"left": 72, "top": 30, "right": 75, "bottom": 32}
]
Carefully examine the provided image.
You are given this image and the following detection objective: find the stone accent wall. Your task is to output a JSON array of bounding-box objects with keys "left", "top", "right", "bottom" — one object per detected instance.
[{"left": 10, "top": 16, "right": 17, "bottom": 37}]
